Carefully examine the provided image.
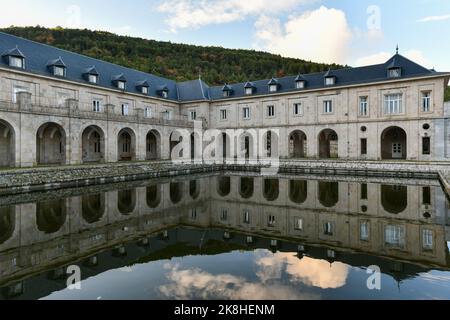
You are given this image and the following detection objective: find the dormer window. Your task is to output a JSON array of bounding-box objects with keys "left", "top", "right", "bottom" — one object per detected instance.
[
  {"left": 89, "top": 74, "right": 98, "bottom": 84},
  {"left": 136, "top": 80, "right": 150, "bottom": 95},
  {"left": 113, "top": 74, "right": 127, "bottom": 90},
  {"left": 142, "top": 86, "right": 148, "bottom": 95},
  {"left": 389, "top": 68, "right": 402, "bottom": 78},
  {"left": 157, "top": 85, "right": 169, "bottom": 98},
  {"left": 245, "top": 88, "right": 253, "bottom": 95},
  {"left": 387, "top": 57, "right": 402, "bottom": 78},
  {"left": 162, "top": 91, "right": 168, "bottom": 99},
  {"left": 325, "top": 77, "right": 335, "bottom": 86},
  {"left": 117, "top": 81, "right": 126, "bottom": 90},
  {"left": 222, "top": 84, "right": 233, "bottom": 98},
  {"left": 296, "top": 81, "right": 305, "bottom": 89},
  {"left": 244, "top": 82, "right": 255, "bottom": 95},
  {"left": 47, "top": 57, "right": 66, "bottom": 77},
  {"left": 268, "top": 78, "right": 279, "bottom": 93},
  {"left": 84, "top": 66, "right": 99, "bottom": 84},
  {"left": 54, "top": 66, "right": 65, "bottom": 77},
  {"left": 2, "top": 47, "right": 26, "bottom": 69}
]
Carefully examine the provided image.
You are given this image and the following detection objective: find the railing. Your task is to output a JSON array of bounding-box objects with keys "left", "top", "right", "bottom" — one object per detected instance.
[{"left": 0, "top": 93, "right": 194, "bottom": 128}]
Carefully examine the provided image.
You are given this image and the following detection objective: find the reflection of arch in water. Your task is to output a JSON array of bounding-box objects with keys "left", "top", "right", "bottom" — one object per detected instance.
[
  {"left": 263, "top": 179, "right": 279, "bottom": 201},
  {"left": 146, "top": 185, "right": 161, "bottom": 208},
  {"left": 381, "top": 185, "right": 408, "bottom": 214},
  {"left": 0, "top": 206, "right": 15, "bottom": 245},
  {"left": 118, "top": 189, "right": 136, "bottom": 215},
  {"left": 318, "top": 182, "right": 339, "bottom": 208},
  {"left": 36, "top": 199, "right": 67, "bottom": 234},
  {"left": 289, "top": 180, "right": 308, "bottom": 204},
  {"left": 189, "top": 180, "right": 200, "bottom": 200},
  {"left": 239, "top": 177, "right": 254, "bottom": 199},
  {"left": 82, "top": 193, "right": 105, "bottom": 224},
  {"left": 170, "top": 182, "right": 184, "bottom": 204},
  {"left": 217, "top": 177, "right": 231, "bottom": 197}
]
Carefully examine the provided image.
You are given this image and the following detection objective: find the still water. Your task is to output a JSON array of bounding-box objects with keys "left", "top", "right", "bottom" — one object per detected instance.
[{"left": 0, "top": 174, "right": 449, "bottom": 300}]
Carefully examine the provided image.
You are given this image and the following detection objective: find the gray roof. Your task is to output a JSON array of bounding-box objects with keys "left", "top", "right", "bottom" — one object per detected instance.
[{"left": 0, "top": 31, "right": 447, "bottom": 103}]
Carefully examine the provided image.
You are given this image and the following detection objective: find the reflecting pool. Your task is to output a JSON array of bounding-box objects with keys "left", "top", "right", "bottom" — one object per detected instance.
[{"left": 0, "top": 174, "right": 449, "bottom": 300}]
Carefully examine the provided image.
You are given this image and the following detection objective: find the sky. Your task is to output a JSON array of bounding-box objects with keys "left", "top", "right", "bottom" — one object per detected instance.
[{"left": 1, "top": 0, "right": 450, "bottom": 71}]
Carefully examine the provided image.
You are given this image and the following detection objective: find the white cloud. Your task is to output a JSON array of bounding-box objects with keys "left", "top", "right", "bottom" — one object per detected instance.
[
  {"left": 417, "top": 14, "right": 450, "bottom": 23},
  {"left": 253, "top": 6, "right": 352, "bottom": 64},
  {"left": 355, "top": 50, "right": 432, "bottom": 68},
  {"left": 157, "top": 0, "right": 313, "bottom": 32}
]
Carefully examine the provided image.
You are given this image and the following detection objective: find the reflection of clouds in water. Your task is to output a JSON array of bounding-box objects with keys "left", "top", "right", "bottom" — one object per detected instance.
[
  {"left": 256, "top": 252, "right": 349, "bottom": 289},
  {"left": 158, "top": 265, "right": 319, "bottom": 300},
  {"left": 158, "top": 251, "right": 349, "bottom": 299}
]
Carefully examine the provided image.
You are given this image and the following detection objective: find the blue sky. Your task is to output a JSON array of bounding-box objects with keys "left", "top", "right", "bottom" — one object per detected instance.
[{"left": 1, "top": 0, "right": 450, "bottom": 70}]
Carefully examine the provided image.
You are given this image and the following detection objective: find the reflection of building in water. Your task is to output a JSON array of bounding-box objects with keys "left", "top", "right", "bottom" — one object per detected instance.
[{"left": 0, "top": 175, "right": 449, "bottom": 297}]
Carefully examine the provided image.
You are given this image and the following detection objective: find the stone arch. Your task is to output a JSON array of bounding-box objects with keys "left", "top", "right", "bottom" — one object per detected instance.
[
  {"left": 381, "top": 126, "right": 407, "bottom": 160},
  {"left": 289, "top": 130, "right": 307, "bottom": 158},
  {"left": 146, "top": 130, "right": 161, "bottom": 160},
  {"left": 36, "top": 199, "right": 67, "bottom": 234},
  {"left": 381, "top": 185, "right": 408, "bottom": 214},
  {"left": 82, "top": 125, "right": 105, "bottom": 163},
  {"left": 189, "top": 180, "right": 200, "bottom": 200},
  {"left": 170, "top": 131, "right": 183, "bottom": 160},
  {"left": 117, "top": 189, "right": 136, "bottom": 215},
  {"left": 239, "top": 177, "right": 254, "bottom": 199},
  {"left": 82, "top": 193, "right": 105, "bottom": 224},
  {"left": 217, "top": 176, "right": 231, "bottom": 197},
  {"left": 289, "top": 180, "right": 308, "bottom": 204},
  {"left": 36, "top": 122, "right": 66, "bottom": 165},
  {"left": 170, "top": 182, "right": 184, "bottom": 204},
  {"left": 264, "top": 179, "right": 279, "bottom": 201},
  {"left": 118, "top": 128, "right": 136, "bottom": 161},
  {"left": 0, "top": 206, "right": 15, "bottom": 245},
  {"left": 146, "top": 184, "right": 161, "bottom": 208},
  {"left": 318, "top": 129, "right": 338, "bottom": 159},
  {"left": 318, "top": 182, "right": 339, "bottom": 208},
  {"left": 0, "top": 119, "right": 15, "bottom": 167}
]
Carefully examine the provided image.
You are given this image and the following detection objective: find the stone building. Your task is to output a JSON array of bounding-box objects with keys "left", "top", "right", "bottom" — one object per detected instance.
[{"left": 0, "top": 31, "right": 449, "bottom": 168}]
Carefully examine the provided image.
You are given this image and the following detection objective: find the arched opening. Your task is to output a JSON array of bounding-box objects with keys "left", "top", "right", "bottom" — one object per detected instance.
[
  {"left": 0, "top": 206, "right": 15, "bottom": 245},
  {"left": 217, "top": 176, "right": 231, "bottom": 197},
  {"left": 117, "top": 189, "right": 136, "bottom": 215},
  {"left": 82, "top": 193, "right": 105, "bottom": 224},
  {"left": 170, "top": 182, "right": 183, "bottom": 204},
  {"left": 289, "top": 130, "right": 307, "bottom": 158},
  {"left": 381, "top": 127, "right": 407, "bottom": 160},
  {"left": 264, "top": 179, "right": 279, "bottom": 201},
  {"left": 190, "top": 180, "right": 200, "bottom": 200},
  {"left": 82, "top": 125, "right": 105, "bottom": 163},
  {"left": 0, "top": 120, "right": 15, "bottom": 167},
  {"left": 381, "top": 185, "right": 408, "bottom": 214},
  {"left": 36, "top": 199, "right": 67, "bottom": 234},
  {"left": 239, "top": 177, "right": 254, "bottom": 199},
  {"left": 318, "top": 129, "right": 338, "bottom": 159},
  {"left": 146, "top": 130, "right": 161, "bottom": 160},
  {"left": 318, "top": 182, "right": 339, "bottom": 208},
  {"left": 146, "top": 185, "right": 161, "bottom": 208},
  {"left": 36, "top": 122, "right": 66, "bottom": 165},
  {"left": 289, "top": 180, "right": 308, "bottom": 204},
  {"left": 118, "top": 128, "right": 136, "bottom": 161},
  {"left": 170, "top": 132, "right": 183, "bottom": 160}
]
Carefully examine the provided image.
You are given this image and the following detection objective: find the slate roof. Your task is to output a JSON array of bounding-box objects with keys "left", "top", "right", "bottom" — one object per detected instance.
[{"left": 0, "top": 31, "right": 448, "bottom": 103}]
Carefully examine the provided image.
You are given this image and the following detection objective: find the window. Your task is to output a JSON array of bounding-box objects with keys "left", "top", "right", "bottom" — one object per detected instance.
[
  {"left": 422, "top": 91, "right": 431, "bottom": 112},
  {"left": 422, "top": 229, "right": 434, "bottom": 251},
  {"left": 190, "top": 208, "right": 197, "bottom": 220},
  {"left": 269, "top": 84, "right": 278, "bottom": 92},
  {"left": 295, "top": 218, "right": 303, "bottom": 231},
  {"left": 93, "top": 132, "right": 101, "bottom": 153},
  {"left": 422, "top": 137, "right": 431, "bottom": 155},
  {"left": 243, "top": 211, "right": 250, "bottom": 224},
  {"left": 361, "top": 139, "right": 368, "bottom": 155},
  {"left": 384, "top": 94, "right": 403, "bottom": 114},
  {"left": 325, "top": 77, "right": 335, "bottom": 86},
  {"left": 223, "top": 91, "right": 230, "bottom": 98},
  {"left": 389, "top": 68, "right": 401, "bottom": 78},
  {"left": 296, "top": 81, "right": 305, "bottom": 89},
  {"left": 121, "top": 104, "right": 129, "bottom": 116},
  {"left": 92, "top": 100, "right": 101, "bottom": 113},
  {"left": 163, "top": 111, "right": 172, "bottom": 120},
  {"left": 293, "top": 103, "right": 302, "bottom": 116},
  {"left": 361, "top": 183, "right": 368, "bottom": 200},
  {"left": 385, "top": 225, "right": 405, "bottom": 247},
  {"left": 162, "top": 91, "right": 168, "bottom": 99},
  {"left": 324, "top": 222, "right": 333, "bottom": 236},
  {"left": 88, "top": 74, "right": 98, "bottom": 84},
  {"left": 220, "top": 209, "right": 228, "bottom": 221},
  {"left": 117, "top": 81, "right": 126, "bottom": 90},
  {"left": 141, "top": 86, "right": 148, "bottom": 95},
  {"left": 54, "top": 66, "right": 65, "bottom": 77},
  {"left": 360, "top": 222, "right": 370, "bottom": 241},
  {"left": 190, "top": 111, "right": 197, "bottom": 121},
  {"left": 9, "top": 56, "right": 24, "bottom": 69},
  {"left": 267, "top": 105, "right": 275, "bottom": 117},
  {"left": 144, "top": 107, "right": 152, "bottom": 118},
  {"left": 220, "top": 109, "right": 227, "bottom": 120},
  {"left": 423, "top": 187, "right": 431, "bottom": 205},
  {"left": 245, "top": 88, "right": 253, "bottom": 95},
  {"left": 243, "top": 107, "right": 250, "bottom": 119},
  {"left": 56, "top": 92, "right": 69, "bottom": 107},
  {"left": 268, "top": 215, "right": 276, "bottom": 227},
  {"left": 323, "top": 100, "right": 333, "bottom": 113},
  {"left": 359, "top": 96, "right": 368, "bottom": 116}
]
